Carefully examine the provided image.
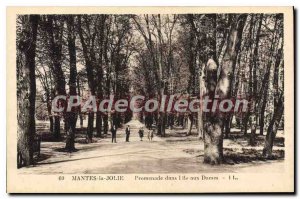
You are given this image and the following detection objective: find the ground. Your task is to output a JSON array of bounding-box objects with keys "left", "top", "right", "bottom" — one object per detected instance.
[{"left": 18, "top": 121, "right": 285, "bottom": 174}]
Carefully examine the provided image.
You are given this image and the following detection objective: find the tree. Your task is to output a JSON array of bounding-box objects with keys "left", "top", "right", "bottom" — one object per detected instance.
[
  {"left": 185, "top": 14, "right": 199, "bottom": 136},
  {"left": 42, "top": 15, "right": 66, "bottom": 140},
  {"left": 259, "top": 15, "right": 280, "bottom": 135},
  {"left": 240, "top": 15, "right": 255, "bottom": 136},
  {"left": 263, "top": 93, "right": 284, "bottom": 157},
  {"left": 263, "top": 24, "right": 284, "bottom": 157},
  {"left": 133, "top": 14, "right": 178, "bottom": 136},
  {"left": 35, "top": 60, "right": 55, "bottom": 134},
  {"left": 17, "top": 15, "right": 39, "bottom": 167},
  {"left": 248, "top": 14, "right": 263, "bottom": 145},
  {"left": 77, "top": 15, "right": 98, "bottom": 142},
  {"left": 103, "top": 15, "right": 133, "bottom": 128},
  {"left": 65, "top": 15, "right": 78, "bottom": 151},
  {"left": 187, "top": 14, "right": 216, "bottom": 138},
  {"left": 94, "top": 15, "right": 107, "bottom": 137},
  {"left": 203, "top": 14, "right": 247, "bottom": 164}
]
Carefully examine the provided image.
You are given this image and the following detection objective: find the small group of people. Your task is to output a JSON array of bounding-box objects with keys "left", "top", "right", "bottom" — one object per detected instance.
[
  {"left": 137, "top": 127, "right": 154, "bottom": 141},
  {"left": 111, "top": 125, "right": 130, "bottom": 143},
  {"left": 111, "top": 125, "right": 128, "bottom": 143},
  {"left": 110, "top": 125, "right": 154, "bottom": 143}
]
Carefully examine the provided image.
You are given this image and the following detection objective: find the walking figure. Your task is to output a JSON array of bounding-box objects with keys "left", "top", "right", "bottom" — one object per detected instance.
[
  {"left": 125, "top": 125, "right": 130, "bottom": 142},
  {"left": 138, "top": 127, "right": 144, "bottom": 141},
  {"left": 147, "top": 130, "right": 154, "bottom": 141},
  {"left": 111, "top": 126, "right": 117, "bottom": 143}
]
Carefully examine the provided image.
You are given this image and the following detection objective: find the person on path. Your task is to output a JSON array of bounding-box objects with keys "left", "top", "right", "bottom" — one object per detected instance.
[
  {"left": 111, "top": 126, "right": 117, "bottom": 143},
  {"left": 147, "top": 129, "right": 154, "bottom": 141},
  {"left": 125, "top": 125, "right": 130, "bottom": 142},
  {"left": 138, "top": 127, "right": 144, "bottom": 141}
]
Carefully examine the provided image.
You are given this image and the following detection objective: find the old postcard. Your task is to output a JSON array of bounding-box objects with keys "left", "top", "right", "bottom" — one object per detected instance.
[{"left": 7, "top": 7, "right": 294, "bottom": 193}]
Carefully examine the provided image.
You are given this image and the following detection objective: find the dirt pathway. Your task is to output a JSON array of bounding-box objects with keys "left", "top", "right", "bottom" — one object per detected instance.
[{"left": 18, "top": 128, "right": 284, "bottom": 174}]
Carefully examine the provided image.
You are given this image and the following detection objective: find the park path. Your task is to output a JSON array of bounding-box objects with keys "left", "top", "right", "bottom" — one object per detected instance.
[{"left": 18, "top": 128, "right": 284, "bottom": 174}]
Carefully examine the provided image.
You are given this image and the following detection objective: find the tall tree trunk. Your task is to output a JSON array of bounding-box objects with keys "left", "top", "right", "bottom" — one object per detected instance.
[
  {"left": 65, "top": 16, "right": 78, "bottom": 151},
  {"left": 53, "top": 116, "right": 60, "bottom": 139},
  {"left": 49, "top": 116, "right": 54, "bottom": 133},
  {"left": 77, "top": 78, "right": 83, "bottom": 128},
  {"left": 187, "top": 14, "right": 205, "bottom": 139},
  {"left": 242, "top": 112, "right": 250, "bottom": 135},
  {"left": 96, "top": 113, "right": 103, "bottom": 137},
  {"left": 259, "top": 16, "right": 279, "bottom": 135},
  {"left": 262, "top": 94, "right": 284, "bottom": 157},
  {"left": 87, "top": 112, "right": 94, "bottom": 142},
  {"left": 46, "top": 98, "right": 53, "bottom": 133},
  {"left": 204, "top": 57, "right": 222, "bottom": 164},
  {"left": 198, "top": 63, "right": 205, "bottom": 139},
  {"left": 223, "top": 117, "right": 231, "bottom": 138},
  {"left": 249, "top": 14, "right": 263, "bottom": 145},
  {"left": 226, "top": 52, "right": 242, "bottom": 137},
  {"left": 263, "top": 32, "right": 283, "bottom": 156},
  {"left": 240, "top": 15, "right": 255, "bottom": 136},
  {"left": 204, "top": 14, "right": 247, "bottom": 165},
  {"left": 44, "top": 15, "right": 66, "bottom": 140},
  {"left": 157, "top": 15, "right": 166, "bottom": 137},
  {"left": 95, "top": 15, "right": 106, "bottom": 138},
  {"left": 187, "top": 114, "right": 193, "bottom": 136},
  {"left": 103, "top": 114, "right": 108, "bottom": 135},
  {"left": 224, "top": 18, "right": 245, "bottom": 137},
  {"left": 78, "top": 16, "right": 97, "bottom": 142},
  {"left": 17, "top": 15, "right": 39, "bottom": 167},
  {"left": 249, "top": 114, "right": 258, "bottom": 146}
]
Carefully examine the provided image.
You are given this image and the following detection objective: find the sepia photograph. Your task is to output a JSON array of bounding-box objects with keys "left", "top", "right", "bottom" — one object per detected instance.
[{"left": 7, "top": 6, "right": 294, "bottom": 193}]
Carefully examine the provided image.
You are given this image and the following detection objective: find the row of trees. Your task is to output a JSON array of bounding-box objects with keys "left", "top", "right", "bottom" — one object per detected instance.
[
  {"left": 131, "top": 14, "right": 284, "bottom": 164},
  {"left": 17, "top": 13, "right": 284, "bottom": 167},
  {"left": 17, "top": 14, "right": 134, "bottom": 166}
]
